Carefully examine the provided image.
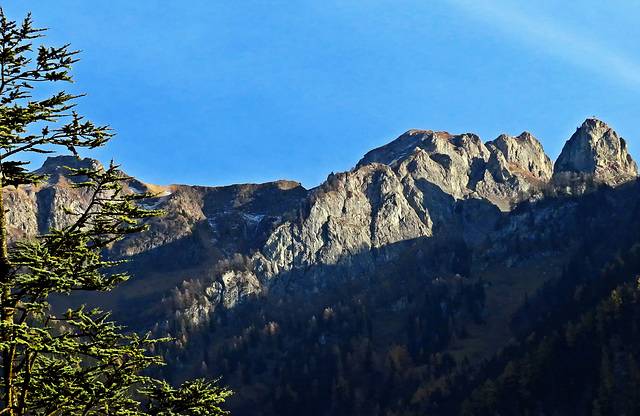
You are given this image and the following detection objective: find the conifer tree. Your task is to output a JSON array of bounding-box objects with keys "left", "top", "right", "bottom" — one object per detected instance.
[{"left": 0, "top": 9, "right": 231, "bottom": 415}]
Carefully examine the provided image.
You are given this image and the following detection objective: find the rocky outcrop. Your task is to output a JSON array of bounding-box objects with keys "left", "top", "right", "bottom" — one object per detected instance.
[
  {"left": 35, "top": 155, "right": 105, "bottom": 182},
  {"left": 473, "top": 132, "right": 554, "bottom": 208},
  {"left": 215, "top": 128, "right": 556, "bottom": 298},
  {"left": 356, "top": 128, "right": 553, "bottom": 211},
  {"left": 208, "top": 270, "right": 262, "bottom": 309},
  {"left": 3, "top": 185, "right": 38, "bottom": 241},
  {"left": 554, "top": 118, "right": 638, "bottom": 185},
  {"left": 3, "top": 157, "right": 103, "bottom": 242},
  {"left": 487, "top": 132, "right": 554, "bottom": 181},
  {"left": 357, "top": 130, "right": 490, "bottom": 200},
  {"left": 252, "top": 163, "right": 432, "bottom": 294}
]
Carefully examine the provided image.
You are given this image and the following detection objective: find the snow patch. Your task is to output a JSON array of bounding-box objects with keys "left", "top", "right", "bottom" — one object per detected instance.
[
  {"left": 243, "top": 213, "right": 265, "bottom": 224},
  {"left": 139, "top": 196, "right": 168, "bottom": 210},
  {"left": 386, "top": 147, "right": 417, "bottom": 167}
]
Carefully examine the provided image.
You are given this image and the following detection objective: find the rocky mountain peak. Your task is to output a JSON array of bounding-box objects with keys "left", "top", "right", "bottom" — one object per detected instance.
[
  {"left": 356, "top": 129, "right": 490, "bottom": 167},
  {"left": 554, "top": 118, "right": 638, "bottom": 184},
  {"left": 35, "top": 155, "right": 105, "bottom": 184},
  {"left": 356, "top": 130, "right": 439, "bottom": 168},
  {"left": 36, "top": 155, "right": 104, "bottom": 174},
  {"left": 486, "top": 131, "right": 554, "bottom": 181}
]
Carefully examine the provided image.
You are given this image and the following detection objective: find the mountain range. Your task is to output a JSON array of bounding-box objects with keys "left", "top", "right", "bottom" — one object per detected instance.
[{"left": 5, "top": 118, "right": 640, "bottom": 415}]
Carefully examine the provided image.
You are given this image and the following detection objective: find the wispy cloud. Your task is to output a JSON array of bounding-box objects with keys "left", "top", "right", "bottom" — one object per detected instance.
[{"left": 446, "top": 0, "right": 640, "bottom": 89}]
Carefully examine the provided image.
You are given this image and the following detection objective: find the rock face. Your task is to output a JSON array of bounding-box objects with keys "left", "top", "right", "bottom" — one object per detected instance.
[
  {"left": 357, "top": 130, "right": 490, "bottom": 201},
  {"left": 35, "top": 155, "right": 105, "bottom": 182},
  {"left": 250, "top": 127, "right": 553, "bottom": 294},
  {"left": 3, "top": 156, "right": 105, "bottom": 242},
  {"left": 253, "top": 163, "right": 433, "bottom": 295},
  {"left": 356, "top": 128, "right": 553, "bottom": 210},
  {"left": 486, "top": 132, "right": 554, "bottom": 181},
  {"left": 3, "top": 118, "right": 639, "bottom": 319},
  {"left": 203, "top": 119, "right": 637, "bottom": 310},
  {"left": 554, "top": 118, "right": 638, "bottom": 184}
]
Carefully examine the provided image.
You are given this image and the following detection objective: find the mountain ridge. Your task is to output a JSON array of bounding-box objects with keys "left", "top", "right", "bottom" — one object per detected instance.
[
  {"left": 5, "top": 118, "right": 636, "bottom": 296},
  {"left": 4, "top": 117, "right": 640, "bottom": 415}
]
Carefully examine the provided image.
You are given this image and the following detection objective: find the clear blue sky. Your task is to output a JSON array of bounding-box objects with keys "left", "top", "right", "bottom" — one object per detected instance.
[{"left": 2, "top": 1, "right": 639, "bottom": 189}]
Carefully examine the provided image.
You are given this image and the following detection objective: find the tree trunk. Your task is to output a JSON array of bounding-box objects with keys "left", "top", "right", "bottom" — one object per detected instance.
[{"left": 0, "top": 160, "right": 17, "bottom": 415}]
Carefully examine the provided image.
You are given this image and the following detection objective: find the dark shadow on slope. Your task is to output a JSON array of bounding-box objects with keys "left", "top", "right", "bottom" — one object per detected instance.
[
  {"left": 50, "top": 219, "right": 226, "bottom": 328},
  {"left": 61, "top": 181, "right": 311, "bottom": 326},
  {"left": 35, "top": 186, "right": 56, "bottom": 234},
  {"left": 198, "top": 181, "right": 308, "bottom": 255}
]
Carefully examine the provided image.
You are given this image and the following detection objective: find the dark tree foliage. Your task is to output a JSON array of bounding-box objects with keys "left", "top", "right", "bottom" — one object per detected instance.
[
  {"left": 460, "top": 243, "right": 640, "bottom": 416},
  {"left": 152, "top": 243, "right": 487, "bottom": 416},
  {"left": 0, "top": 9, "right": 231, "bottom": 415}
]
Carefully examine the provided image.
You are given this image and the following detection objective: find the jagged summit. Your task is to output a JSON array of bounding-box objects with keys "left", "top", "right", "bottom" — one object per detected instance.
[
  {"left": 486, "top": 132, "right": 554, "bottom": 181},
  {"left": 28, "top": 156, "right": 110, "bottom": 188},
  {"left": 356, "top": 119, "right": 637, "bottom": 198},
  {"left": 554, "top": 118, "right": 638, "bottom": 184},
  {"left": 35, "top": 155, "right": 104, "bottom": 177},
  {"left": 353, "top": 126, "right": 555, "bottom": 211},
  {"left": 357, "top": 130, "right": 445, "bottom": 168}
]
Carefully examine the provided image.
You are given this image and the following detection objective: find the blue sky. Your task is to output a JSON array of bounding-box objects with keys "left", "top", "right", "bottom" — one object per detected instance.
[{"left": 2, "top": 1, "right": 639, "bottom": 188}]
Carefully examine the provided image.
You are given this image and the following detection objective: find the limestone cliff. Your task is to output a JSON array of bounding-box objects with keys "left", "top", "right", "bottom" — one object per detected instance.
[
  {"left": 3, "top": 156, "right": 104, "bottom": 242},
  {"left": 554, "top": 118, "right": 638, "bottom": 184},
  {"left": 253, "top": 163, "right": 432, "bottom": 295},
  {"left": 204, "top": 119, "right": 636, "bottom": 312},
  {"left": 355, "top": 129, "right": 554, "bottom": 211}
]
